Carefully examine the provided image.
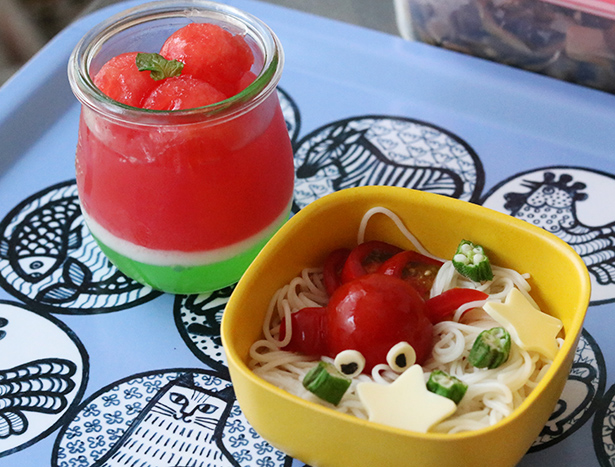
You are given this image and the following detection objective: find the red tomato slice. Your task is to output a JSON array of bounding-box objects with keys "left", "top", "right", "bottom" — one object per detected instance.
[
  {"left": 424, "top": 288, "right": 489, "bottom": 324},
  {"left": 280, "top": 307, "right": 328, "bottom": 356},
  {"left": 326, "top": 274, "right": 433, "bottom": 372},
  {"left": 322, "top": 248, "right": 350, "bottom": 296},
  {"left": 378, "top": 250, "right": 443, "bottom": 300},
  {"left": 340, "top": 241, "right": 402, "bottom": 284}
]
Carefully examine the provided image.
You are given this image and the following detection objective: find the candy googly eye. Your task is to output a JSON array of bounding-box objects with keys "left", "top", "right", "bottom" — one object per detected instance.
[
  {"left": 386, "top": 342, "right": 416, "bottom": 373},
  {"left": 334, "top": 350, "right": 365, "bottom": 378}
]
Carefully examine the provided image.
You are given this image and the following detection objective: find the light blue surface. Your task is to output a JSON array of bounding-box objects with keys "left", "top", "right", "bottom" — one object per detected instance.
[{"left": 1, "top": 0, "right": 615, "bottom": 465}]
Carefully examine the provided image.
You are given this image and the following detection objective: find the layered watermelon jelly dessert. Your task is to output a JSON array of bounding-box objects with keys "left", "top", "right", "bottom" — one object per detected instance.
[{"left": 68, "top": 1, "right": 294, "bottom": 293}]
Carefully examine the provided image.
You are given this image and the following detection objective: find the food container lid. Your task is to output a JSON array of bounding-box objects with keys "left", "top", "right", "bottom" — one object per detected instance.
[{"left": 540, "top": 0, "right": 615, "bottom": 20}]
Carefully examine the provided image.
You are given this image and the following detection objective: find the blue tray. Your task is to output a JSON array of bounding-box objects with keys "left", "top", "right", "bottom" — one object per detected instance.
[{"left": 1, "top": 0, "right": 615, "bottom": 465}]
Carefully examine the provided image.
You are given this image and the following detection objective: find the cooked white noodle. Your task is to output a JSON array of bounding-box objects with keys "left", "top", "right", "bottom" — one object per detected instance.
[
  {"left": 357, "top": 207, "right": 441, "bottom": 261},
  {"left": 249, "top": 264, "right": 556, "bottom": 433},
  {"left": 249, "top": 209, "right": 558, "bottom": 433}
]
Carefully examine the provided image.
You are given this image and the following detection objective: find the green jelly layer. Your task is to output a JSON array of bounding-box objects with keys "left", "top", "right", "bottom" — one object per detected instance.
[{"left": 91, "top": 232, "right": 277, "bottom": 295}]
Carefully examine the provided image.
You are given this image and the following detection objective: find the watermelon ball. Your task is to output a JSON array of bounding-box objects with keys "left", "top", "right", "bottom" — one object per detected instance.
[
  {"left": 93, "top": 52, "right": 158, "bottom": 107},
  {"left": 143, "top": 75, "right": 227, "bottom": 110},
  {"left": 160, "top": 23, "right": 254, "bottom": 96},
  {"left": 236, "top": 71, "right": 257, "bottom": 94}
]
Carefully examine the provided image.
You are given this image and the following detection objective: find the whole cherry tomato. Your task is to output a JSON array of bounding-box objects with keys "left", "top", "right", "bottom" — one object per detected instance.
[
  {"left": 424, "top": 288, "right": 489, "bottom": 324},
  {"left": 340, "top": 241, "right": 402, "bottom": 284},
  {"left": 322, "top": 248, "right": 350, "bottom": 296},
  {"left": 326, "top": 273, "right": 433, "bottom": 372},
  {"left": 378, "top": 250, "right": 443, "bottom": 300}
]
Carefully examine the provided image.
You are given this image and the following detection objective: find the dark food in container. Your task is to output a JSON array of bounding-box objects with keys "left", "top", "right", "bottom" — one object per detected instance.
[{"left": 408, "top": 0, "right": 615, "bottom": 93}]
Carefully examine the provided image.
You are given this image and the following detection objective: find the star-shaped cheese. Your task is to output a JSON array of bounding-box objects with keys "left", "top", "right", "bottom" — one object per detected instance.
[
  {"left": 483, "top": 288, "right": 563, "bottom": 361},
  {"left": 356, "top": 365, "right": 456, "bottom": 433}
]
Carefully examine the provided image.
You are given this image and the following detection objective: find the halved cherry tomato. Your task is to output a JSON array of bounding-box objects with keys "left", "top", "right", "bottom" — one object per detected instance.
[
  {"left": 378, "top": 250, "right": 443, "bottom": 300},
  {"left": 280, "top": 307, "right": 327, "bottom": 356},
  {"left": 327, "top": 273, "right": 433, "bottom": 372},
  {"left": 322, "top": 248, "right": 350, "bottom": 296},
  {"left": 424, "top": 288, "right": 489, "bottom": 324},
  {"left": 340, "top": 241, "right": 402, "bottom": 284}
]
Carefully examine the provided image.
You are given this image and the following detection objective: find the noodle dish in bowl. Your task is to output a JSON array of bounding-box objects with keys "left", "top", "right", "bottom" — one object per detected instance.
[{"left": 221, "top": 186, "right": 590, "bottom": 467}]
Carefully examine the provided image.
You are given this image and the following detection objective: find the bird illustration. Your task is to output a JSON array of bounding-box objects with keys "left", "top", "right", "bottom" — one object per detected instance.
[
  {"left": 503, "top": 171, "right": 615, "bottom": 286},
  {"left": 184, "top": 286, "right": 234, "bottom": 347}
]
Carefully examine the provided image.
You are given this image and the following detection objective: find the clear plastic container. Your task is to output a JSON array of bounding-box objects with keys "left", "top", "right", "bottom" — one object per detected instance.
[
  {"left": 394, "top": 0, "right": 615, "bottom": 93},
  {"left": 68, "top": 0, "right": 295, "bottom": 294}
]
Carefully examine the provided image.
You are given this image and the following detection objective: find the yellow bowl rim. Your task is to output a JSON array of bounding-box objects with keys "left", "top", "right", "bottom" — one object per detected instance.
[{"left": 222, "top": 186, "right": 591, "bottom": 441}]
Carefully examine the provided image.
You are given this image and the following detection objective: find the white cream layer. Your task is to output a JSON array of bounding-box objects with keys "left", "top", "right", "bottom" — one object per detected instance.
[{"left": 81, "top": 203, "right": 291, "bottom": 267}]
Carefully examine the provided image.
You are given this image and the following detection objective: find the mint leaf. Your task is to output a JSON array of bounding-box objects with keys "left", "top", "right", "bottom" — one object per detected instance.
[{"left": 136, "top": 52, "right": 184, "bottom": 81}]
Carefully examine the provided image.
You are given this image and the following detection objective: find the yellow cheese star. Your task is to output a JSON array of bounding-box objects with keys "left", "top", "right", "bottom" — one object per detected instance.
[
  {"left": 483, "top": 288, "right": 563, "bottom": 361},
  {"left": 356, "top": 365, "right": 456, "bottom": 433}
]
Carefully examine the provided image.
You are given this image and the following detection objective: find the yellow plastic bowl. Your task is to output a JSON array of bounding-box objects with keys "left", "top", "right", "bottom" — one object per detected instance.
[{"left": 221, "top": 186, "right": 590, "bottom": 467}]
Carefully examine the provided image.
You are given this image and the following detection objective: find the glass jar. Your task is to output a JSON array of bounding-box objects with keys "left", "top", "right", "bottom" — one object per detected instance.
[{"left": 68, "top": 0, "right": 294, "bottom": 294}]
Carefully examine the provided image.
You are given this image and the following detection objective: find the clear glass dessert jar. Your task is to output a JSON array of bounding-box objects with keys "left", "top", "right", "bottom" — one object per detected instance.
[{"left": 68, "top": 0, "right": 294, "bottom": 294}]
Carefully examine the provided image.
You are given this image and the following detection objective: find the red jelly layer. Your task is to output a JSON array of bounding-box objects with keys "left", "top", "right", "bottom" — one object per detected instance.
[{"left": 76, "top": 93, "right": 294, "bottom": 252}]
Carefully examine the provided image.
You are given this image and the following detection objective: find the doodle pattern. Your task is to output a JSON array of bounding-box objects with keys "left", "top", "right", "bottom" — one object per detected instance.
[
  {"left": 292, "top": 116, "right": 484, "bottom": 211},
  {"left": 52, "top": 369, "right": 289, "bottom": 467},
  {"left": 0, "top": 300, "right": 88, "bottom": 457},
  {"left": 481, "top": 167, "right": 615, "bottom": 304},
  {"left": 593, "top": 383, "right": 615, "bottom": 466},
  {"left": 531, "top": 329, "right": 606, "bottom": 451},
  {"left": 93, "top": 373, "right": 236, "bottom": 466},
  {"left": 278, "top": 87, "right": 301, "bottom": 145},
  {"left": 0, "top": 359, "right": 77, "bottom": 439},
  {"left": 0, "top": 181, "right": 161, "bottom": 313},
  {"left": 174, "top": 287, "right": 234, "bottom": 372}
]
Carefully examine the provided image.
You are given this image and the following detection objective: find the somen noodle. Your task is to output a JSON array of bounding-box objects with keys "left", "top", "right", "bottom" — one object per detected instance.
[{"left": 248, "top": 207, "right": 561, "bottom": 433}]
